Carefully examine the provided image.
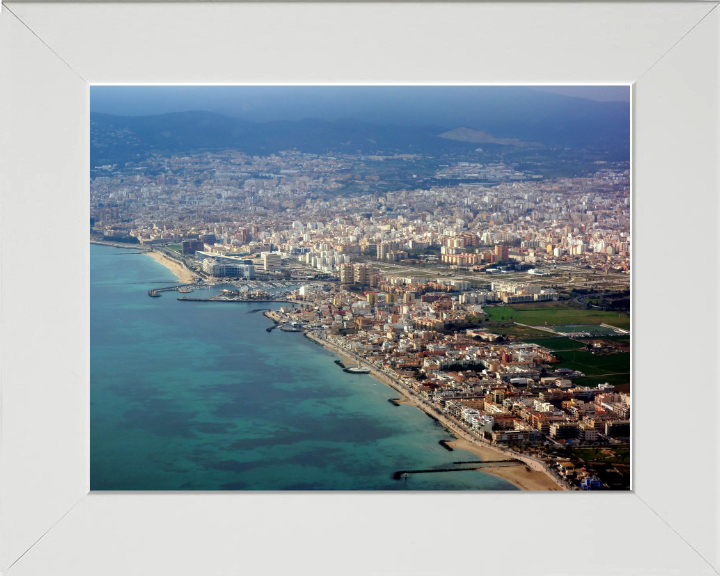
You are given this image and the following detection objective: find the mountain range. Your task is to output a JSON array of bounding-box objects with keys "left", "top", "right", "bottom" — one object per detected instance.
[{"left": 91, "top": 88, "right": 630, "bottom": 168}]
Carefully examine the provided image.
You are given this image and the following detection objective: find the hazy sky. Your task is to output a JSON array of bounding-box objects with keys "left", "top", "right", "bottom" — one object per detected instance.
[
  {"left": 91, "top": 85, "right": 630, "bottom": 119},
  {"left": 530, "top": 86, "right": 630, "bottom": 102}
]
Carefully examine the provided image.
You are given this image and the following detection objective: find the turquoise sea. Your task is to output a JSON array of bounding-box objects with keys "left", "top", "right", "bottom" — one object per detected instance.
[{"left": 91, "top": 244, "right": 517, "bottom": 490}]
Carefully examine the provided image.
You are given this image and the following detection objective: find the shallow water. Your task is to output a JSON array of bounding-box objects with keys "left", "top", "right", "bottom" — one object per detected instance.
[{"left": 91, "top": 244, "right": 517, "bottom": 491}]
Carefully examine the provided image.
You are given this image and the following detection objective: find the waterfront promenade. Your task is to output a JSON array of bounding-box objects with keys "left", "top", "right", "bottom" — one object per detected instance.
[
  {"left": 304, "top": 330, "right": 568, "bottom": 491},
  {"left": 135, "top": 245, "right": 568, "bottom": 490}
]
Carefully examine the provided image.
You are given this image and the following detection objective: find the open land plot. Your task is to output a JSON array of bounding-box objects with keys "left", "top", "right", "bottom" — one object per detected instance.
[
  {"left": 568, "top": 447, "right": 630, "bottom": 465},
  {"left": 555, "top": 350, "right": 630, "bottom": 374},
  {"left": 599, "top": 335, "right": 631, "bottom": 344},
  {"left": 553, "top": 324, "right": 620, "bottom": 336},
  {"left": 513, "top": 308, "right": 630, "bottom": 329},
  {"left": 573, "top": 374, "right": 630, "bottom": 388},
  {"left": 554, "top": 351, "right": 630, "bottom": 387},
  {"left": 485, "top": 324, "right": 556, "bottom": 339},
  {"left": 521, "top": 337, "right": 588, "bottom": 350},
  {"left": 512, "top": 301, "right": 572, "bottom": 310},
  {"left": 484, "top": 306, "right": 517, "bottom": 322}
]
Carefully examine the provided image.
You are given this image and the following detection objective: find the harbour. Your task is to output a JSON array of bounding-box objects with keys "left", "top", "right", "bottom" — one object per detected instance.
[{"left": 91, "top": 243, "right": 520, "bottom": 491}]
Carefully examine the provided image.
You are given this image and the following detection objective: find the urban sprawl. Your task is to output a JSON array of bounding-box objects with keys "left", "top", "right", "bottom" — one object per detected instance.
[{"left": 92, "top": 148, "right": 631, "bottom": 490}]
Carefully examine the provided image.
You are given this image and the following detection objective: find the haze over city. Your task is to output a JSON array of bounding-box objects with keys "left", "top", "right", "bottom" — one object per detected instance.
[{"left": 91, "top": 86, "right": 631, "bottom": 492}]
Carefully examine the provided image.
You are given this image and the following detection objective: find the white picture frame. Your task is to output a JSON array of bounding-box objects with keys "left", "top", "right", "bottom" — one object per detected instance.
[{"left": 0, "top": 2, "right": 718, "bottom": 575}]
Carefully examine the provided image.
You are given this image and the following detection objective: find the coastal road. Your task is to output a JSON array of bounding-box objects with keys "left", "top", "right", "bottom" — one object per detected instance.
[{"left": 305, "top": 330, "right": 569, "bottom": 491}]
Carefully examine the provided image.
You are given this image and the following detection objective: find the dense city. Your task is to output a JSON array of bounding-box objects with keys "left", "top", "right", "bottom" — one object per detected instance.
[{"left": 92, "top": 148, "right": 631, "bottom": 490}]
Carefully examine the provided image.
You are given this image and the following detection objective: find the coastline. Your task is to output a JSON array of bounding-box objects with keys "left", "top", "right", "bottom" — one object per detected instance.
[
  {"left": 480, "top": 464, "right": 561, "bottom": 491},
  {"left": 305, "top": 331, "right": 565, "bottom": 491},
  {"left": 91, "top": 239, "right": 148, "bottom": 251},
  {"left": 145, "top": 250, "right": 198, "bottom": 283}
]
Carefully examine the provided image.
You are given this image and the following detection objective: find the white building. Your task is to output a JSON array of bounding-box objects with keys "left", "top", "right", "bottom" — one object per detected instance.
[{"left": 261, "top": 252, "right": 282, "bottom": 271}]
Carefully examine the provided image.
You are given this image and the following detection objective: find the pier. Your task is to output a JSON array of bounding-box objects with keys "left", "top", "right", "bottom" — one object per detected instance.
[
  {"left": 148, "top": 284, "right": 193, "bottom": 297},
  {"left": 178, "top": 298, "right": 294, "bottom": 303},
  {"left": 392, "top": 460, "right": 521, "bottom": 480}
]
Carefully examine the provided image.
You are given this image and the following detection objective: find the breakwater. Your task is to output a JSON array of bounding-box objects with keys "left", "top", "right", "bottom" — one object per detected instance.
[
  {"left": 178, "top": 298, "right": 296, "bottom": 304},
  {"left": 392, "top": 461, "right": 521, "bottom": 480},
  {"left": 92, "top": 243, "right": 525, "bottom": 491},
  {"left": 148, "top": 284, "right": 194, "bottom": 297}
]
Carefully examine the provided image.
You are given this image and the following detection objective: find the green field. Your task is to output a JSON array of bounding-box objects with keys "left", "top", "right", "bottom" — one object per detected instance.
[
  {"left": 485, "top": 324, "right": 555, "bottom": 339},
  {"left": 484, "top": 306, "right": 517, "bottom": 322},
  {"left": 573, "top": 374, "right": 631, "bottom": 387},
  {"left": 600, "top": 335, "right": 631, "bottom": 345},
  {"left": 554, "top": 350, "right": 630, "bottom": 387},
  {"left": 522, "top": 337, "right": 588, "bottom": 351},
  {"left": 569, "top": 447, "right": 630, "bottom": 464},
  {"left": 514, "top": 308, "right": 630, "bottom": 329}
]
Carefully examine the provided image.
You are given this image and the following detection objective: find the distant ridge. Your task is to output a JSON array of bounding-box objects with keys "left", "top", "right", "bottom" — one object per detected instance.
[
  {"left": 439, "top": 127, "right": 544, "bottom": 148},
  {"left": 91, "top": 103, "right": 628, "bottom": 168},
  {"left": 90, "top": 112, "right": 487, "bottom": 167}
]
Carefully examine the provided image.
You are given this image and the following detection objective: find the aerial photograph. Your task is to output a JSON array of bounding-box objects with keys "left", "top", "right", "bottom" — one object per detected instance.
[{"left": 90, "top": 85, "right": 631, "bottom": 491}]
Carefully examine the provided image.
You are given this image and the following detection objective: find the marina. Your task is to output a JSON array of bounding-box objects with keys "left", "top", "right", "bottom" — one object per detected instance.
[{"left": 93, "top": 243, "right": 520, "bottom": 492}]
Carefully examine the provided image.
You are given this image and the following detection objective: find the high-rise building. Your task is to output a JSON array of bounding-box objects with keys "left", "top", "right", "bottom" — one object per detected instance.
[
  {"left": 495, "top": 244, "right": 509, "bottom": 262},
  {"left": 354, "top": 263, "right": 372, "bottom": 286},
  {"left": 339, "top": 263, "right": 353, "bottom": 284},
  {"left": 182, "top": 239, "right": 204, "bottom": 255},
  {"left": 261, "top": 252, "right": 282, "bottom": 271},
  {"left": 237, "top": 228, "right": 251, "bottom": 243},
  {"left": 339, "top": 263, "right": 372, "bottom": 285},
  {"left": 377, "top": 243, "right": 387, "bottom": 260}
]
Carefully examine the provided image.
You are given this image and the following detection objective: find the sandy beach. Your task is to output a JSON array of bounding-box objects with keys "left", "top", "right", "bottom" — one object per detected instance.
[
  {"left": 305, "top": 331, "right": 566, "bottom": 491},
  {"left": 446, "top": 438, "right": 513, "bottom": 462},
  {"left": 445, "top": 439, "right": 562, "bottom": 489},
  {"left": 146, "top": 250, "right": 198, "bottom": 283},
  {"left": 481, "top": 464, "right": 562, "bottom": 491}
]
